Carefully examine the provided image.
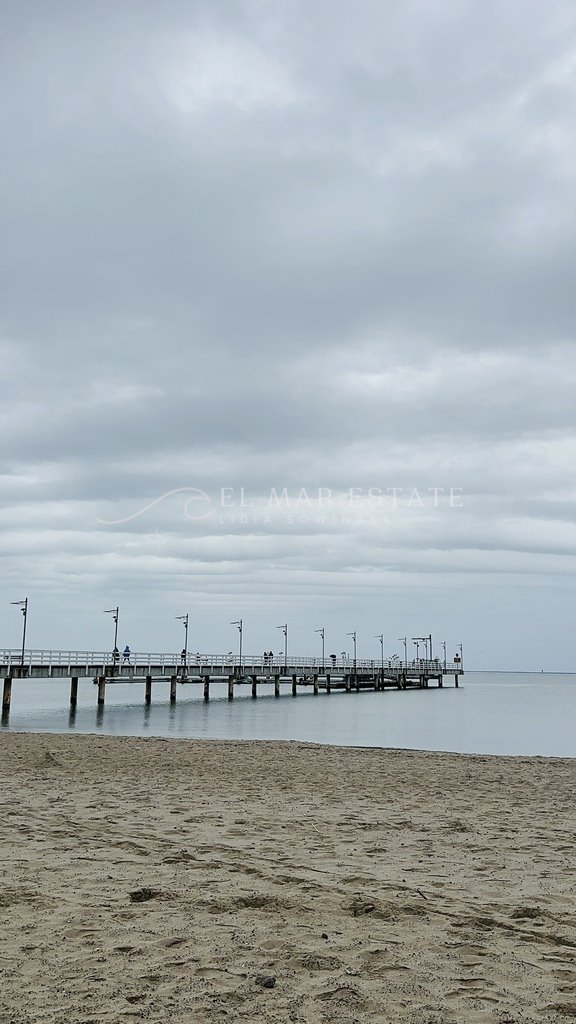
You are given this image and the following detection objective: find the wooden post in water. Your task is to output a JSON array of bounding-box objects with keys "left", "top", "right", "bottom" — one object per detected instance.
[
  {"left": 97, "top": 675, "right": 106, "bottom": 705},
  {"left": 2, "top": 676, "right": 12, "bottom": 712},
  {"left": 274, "top": 675, "right": 280, "bottom": 698},
  {"left": 454, "top": 673, "right": 459, "bottom": 688},
  {"left": 292, "top": 674, "right": 297, "bottom": 696},
  {"left": 345, "top": 675, "right": 351, "bottom": 693},
  {"left": 170, "top": 675, "right": 177, "bottom": 703},
  {"left": 70, "top": 676, "right": 78, "bottom": 708},
  {"left": 145, "top": 674, "right": 152, "bottom": 705},
  {"left": 313, "top": 674, "right": 318, "bottom": 694},
  {"left": 251, "top": 676, "right": 257, "bottom": 699},
  {"left": 326, "top": 672, "right": 331, "bottom": 693},
  {"left": 203, "top": 677, "right": 210, "bottom": 701},
  {"left": 227, "top": 675, "right": 234, "bottom": 701}
]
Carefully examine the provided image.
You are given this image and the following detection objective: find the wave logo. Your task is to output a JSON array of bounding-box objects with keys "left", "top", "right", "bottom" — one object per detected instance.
[{"left": 97, "top": 487, "right": 213, "bottom": 526}]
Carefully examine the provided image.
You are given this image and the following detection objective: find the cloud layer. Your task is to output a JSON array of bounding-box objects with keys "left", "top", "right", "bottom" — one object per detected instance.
[{"left": 1, "top": 0, "right": 576, "bottom": 668}]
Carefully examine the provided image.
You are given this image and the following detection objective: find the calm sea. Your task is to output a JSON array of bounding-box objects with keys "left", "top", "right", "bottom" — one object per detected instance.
[{"left": 1, "top": 672, "right": 575, "bottom": 757}]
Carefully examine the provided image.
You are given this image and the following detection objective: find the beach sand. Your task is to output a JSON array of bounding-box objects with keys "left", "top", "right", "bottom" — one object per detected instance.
[{"left": 1, "top": 733, "right": 575, "bottom": 1023}]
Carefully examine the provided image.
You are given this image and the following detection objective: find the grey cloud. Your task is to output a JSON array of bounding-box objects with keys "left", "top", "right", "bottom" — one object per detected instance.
[{"left": 1, "top": 0, "right": 576, "bottom": 667}]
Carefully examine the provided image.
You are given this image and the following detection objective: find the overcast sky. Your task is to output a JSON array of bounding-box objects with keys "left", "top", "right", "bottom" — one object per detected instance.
[{"left": 1, "top": 0, "right": 576, "bottom": 669}]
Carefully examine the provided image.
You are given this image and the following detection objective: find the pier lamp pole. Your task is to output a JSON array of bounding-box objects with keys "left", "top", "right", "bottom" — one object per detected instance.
[
  {"left": 10, "top": 598, "right": 28, "bottom": 668},
  {"left": 442, "top": 641, "right": 447, "bottom": 670},
  {"left": 458, "top": 643, "right": 463, "bottom": 669},
  {"left": 231, "top": 619, "right": 243, "bottom": 668},
  {"left": 346, "top": 631, "right": 357, "bottom": 682},
  {"left": 398, "top": 637, "right": 407, "bottom": 671},
  {"left": 176, "top": 613, "right": 189, "bottom": 669},
  {"left": 375, "top": 633, "right": 384, "bottom": 683},
  {"left": 428, "top": 634, "right": 433, "bottom": 661},
  {"left": 412, "top": 637, "right": 426, "bottom": 663},
  {"left": 104, "top": 606, "right": 119, "bottom": 660},
  {"left": 104, "top": 606, "right": 119, "bottom": 676},
  {"left": 314, "top": 627, "right": 325, "bottom": 666},
  {"left": 277, "top": 624, "right": 288, "bottom": 670}
]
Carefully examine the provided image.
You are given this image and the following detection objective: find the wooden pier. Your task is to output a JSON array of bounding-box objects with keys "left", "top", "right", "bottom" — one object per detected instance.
[{"left": 1, "top": 650, "right": 463, "bottom": 717}]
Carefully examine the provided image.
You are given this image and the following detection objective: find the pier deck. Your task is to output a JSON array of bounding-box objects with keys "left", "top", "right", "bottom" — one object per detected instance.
[{"left": 1, "top": 649, "right": 463, "bottom": 716}]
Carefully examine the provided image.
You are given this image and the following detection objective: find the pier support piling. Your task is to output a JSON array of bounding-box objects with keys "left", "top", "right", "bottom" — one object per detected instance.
[
  {"left": 70, "top": 676, "right": 78, "bottom": 708},
  {"left": 2, "top": 676, "right": 12, "bottom": 712},
  {"left": 203, "top": 677, "right": 210, "bottom": 701},
  {"left": 170, "top": 675, "right": 177, "bottom": 703},
  {"left": 313, "top": 674, "right": 318, "bottom": 695},
  {"left": 326, "top": 672, "right": 331, "bottom": 693},
  {"left": 274, "top": 675, "right": 280, "bottom": 698},
  {"left": 454, "top": 674, "right": 459, "bottom": 688},
  {"left": 251, "top": 676, "right": 257, "bottom": 699},
  {"left": 145, "top": 674, "right": 152, "bottom": 705},
  {"left": 292, "top": 674, "right": 297, "bottom": 696},
  {"left": 97, "top": 675, "right": 106, "bottom": 705},
  {"left": 227, "top": 676, "right": 234, "bottom": 701}
]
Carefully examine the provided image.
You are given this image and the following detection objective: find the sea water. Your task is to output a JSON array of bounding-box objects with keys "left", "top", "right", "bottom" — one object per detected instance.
[{"left": 1, "top": 672, "right": 575, "bottom": 757}]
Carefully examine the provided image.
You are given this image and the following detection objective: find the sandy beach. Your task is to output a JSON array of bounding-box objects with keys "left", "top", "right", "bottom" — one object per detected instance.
[{"left": 1, "top": 733, "right": 575, "bottom": 1023}]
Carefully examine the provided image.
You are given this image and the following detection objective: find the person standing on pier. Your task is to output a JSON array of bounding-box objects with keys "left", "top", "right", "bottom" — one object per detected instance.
[{"left": 123, "top": 645, "right": 131, "bottom": 664}]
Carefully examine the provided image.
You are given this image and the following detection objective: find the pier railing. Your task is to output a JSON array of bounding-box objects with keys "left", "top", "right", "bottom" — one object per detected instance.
[{"left": 0, "top": 649, "right": 462, "bottom": 674}]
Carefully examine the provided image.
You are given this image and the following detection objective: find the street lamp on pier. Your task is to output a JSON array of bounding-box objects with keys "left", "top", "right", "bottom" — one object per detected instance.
[
  {"left": 375, "top": 633, "right": 384, "bottom": 683},
  {"left": 346, "top": 631, "right": 357, "bottom": 681},
  {"left": 10, "top": 597, "right": 28, "bottom": 669},
  {"left": 104, "top": 606, "right": 119, "bottom": 671},
  {"left": 231, "top": 619, "right": 243, "bottom": 668},
  {"left": 277, "top": 623, "right": 288, "bottom": 670},
  {"left": 314, "top": 627, "right": 325, "bottom": 666},
  {"left": 441, "top": 641, "right": 447, "bottom": 670},
  {"left": 176, "top": 613, "right": 189, "bottom": 670},
  {"left": 398, "top": 637, "right": 407, "bottom": 670},
  {"left": 412, "top": 636, "right": 426, "bottom": 662}
]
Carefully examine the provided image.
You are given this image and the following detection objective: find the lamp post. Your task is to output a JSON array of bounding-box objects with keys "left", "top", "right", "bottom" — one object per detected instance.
[
  {"left": 176, "top": 613, "right": 189, "bottom": 670},
  {"left": 104, "top": 606, "right": 119, "bottom": 671},
  {"left": 412, "top": 636, "right": 427, "bottom": 663},
  {"left": 442, "top": 641, "right": 447, "bottom": 670},
  {"left": 346, "top": 630, "right": 357, "bottom": 682},
  {"left": 277, "top": 623, "right": 288, "bottom": 670},
  {"left": 10, "top": 598, "right": 28, "bottom": 669},
  {"left": 398, "top": 637, "right": 407, "bottom": 670},
  {"left": 458, "top": 642, "right": 463, "bottom": 669},
  {"left": 428, "top": 633, "right": 433, "bottom": 661},
  {"left": 231, "top": 619, "right": 243, "bottom": 668},
  {"left": 314, "top": 627, "right": 325, "bottom": 666},
  {"left": 375, "top": 633, "right": 384, "bottom": 684}
]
